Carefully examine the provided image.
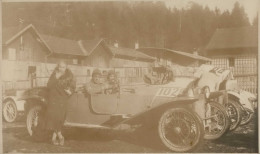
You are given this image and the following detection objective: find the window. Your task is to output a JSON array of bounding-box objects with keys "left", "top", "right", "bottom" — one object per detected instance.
[
  {"left": 228, "top": 57, "right": 235, "bottom": 67},
  {"left": 8, "top": 48, "right": 16, "bottom": 60},
  {"left": 72, "top": 58, "right": 78, "bottom": 65}
]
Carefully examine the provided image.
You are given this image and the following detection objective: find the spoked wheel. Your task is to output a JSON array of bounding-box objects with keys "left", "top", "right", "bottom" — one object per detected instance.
[
  {"left": 240, "top": 108, "right": 254, "bottom": 126},
  {"left": 226, "top": 100, "right": 242, "bottom": 131},
  {"left": 204, "top": 102, "right": 231, "bottom": 140},
  {"left": 27, "top": 105, "right": 42, "bottom": 136},
  {"left": 158, "top": 108, "right": 204, "bottom": 152},
  {"left": 3, "top": 99, "right": 17, "bottom": 123}
]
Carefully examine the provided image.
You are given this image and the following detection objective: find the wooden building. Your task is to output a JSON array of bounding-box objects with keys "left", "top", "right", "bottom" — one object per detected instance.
[
  {"left": 206, "top": 26, "right": 258, "bottom": 94},
  {"left": 2, "top": 24, "right": 155, "bottom": 90},
  {"left": 137, "top": 47, "right": 212, "bottom": 67}
]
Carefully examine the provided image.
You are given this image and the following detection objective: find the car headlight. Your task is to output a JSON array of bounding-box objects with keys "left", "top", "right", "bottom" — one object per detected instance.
[
  {"left": 203, "top": 86, "right": 210, "bottom": 99},
  {"left": 248, "top": 97, "right": 257, "bottom": 109},
  {"left": 187, "top": 88, "right": 195, "bottom": 98}
]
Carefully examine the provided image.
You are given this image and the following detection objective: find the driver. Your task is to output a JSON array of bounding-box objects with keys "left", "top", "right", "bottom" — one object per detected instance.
[
  {"left": 85, "top": 69, "right": 105, "bottom": 94},
  {"left": 104, "top": 70, "right": 120, "bottom": 94}
]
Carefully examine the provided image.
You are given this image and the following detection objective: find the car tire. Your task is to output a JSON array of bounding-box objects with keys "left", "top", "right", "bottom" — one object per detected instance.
[
  {"left": 26, "top": 105, "right": 42, "bottom": 136},
  {"left": 240, "top": 108, "right": 254, "bottom": 126},
  {"left": 3, "top": 99, "right": 17, "bottom": 123},
  {"left": 226, "top": 99, "right": 242, "bottom": 131},
  {"left": 158, "top": 107, "right": 204, "bottom": 152},
  {"left": 204, "top": 102, "right": 231, "bottom": 140}
]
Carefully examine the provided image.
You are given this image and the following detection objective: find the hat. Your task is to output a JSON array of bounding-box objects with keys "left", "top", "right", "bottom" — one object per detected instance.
[{"left": 92, "top": 69, "right": 101, "bottom": 76}]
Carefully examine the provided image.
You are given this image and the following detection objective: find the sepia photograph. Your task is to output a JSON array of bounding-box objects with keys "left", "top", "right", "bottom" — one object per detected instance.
[{"left": 1, "top": 0, "right": 259, "bottom": 153}]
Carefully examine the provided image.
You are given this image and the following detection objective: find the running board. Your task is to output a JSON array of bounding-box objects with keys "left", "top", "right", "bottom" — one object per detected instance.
[{"left": 64, "top": 122, "right": 110, "bottom": 129}]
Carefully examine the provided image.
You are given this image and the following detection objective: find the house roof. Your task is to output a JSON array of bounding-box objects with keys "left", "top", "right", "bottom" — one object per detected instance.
[
  {"left": 2, "top": 26, "right": 23, "bottom": 43},
  {"left": 3, "top": 24, "right": 54, "bottom": 54},
  {"left": 40, "top": 34, "right": 84, "bottom": 56},
  {"left": 108, "top": 46, "right": 156, "bottom": 62},
  {"left": 206, "top": 26, "right": 258, "bottom": 50},
  {"left": 78, "top": 39, "right": 110, "bottom": 56},
  {"left": 138, "top": 47, "right": 212, "bottom": 62},
  {"left": 3, "top": 24, "right": 84, "bottom": 56}
]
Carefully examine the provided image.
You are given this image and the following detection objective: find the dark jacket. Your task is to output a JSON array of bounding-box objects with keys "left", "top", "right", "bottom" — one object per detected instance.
[{"left": 45, "top": 68, "right": 76, "bottom": 131}]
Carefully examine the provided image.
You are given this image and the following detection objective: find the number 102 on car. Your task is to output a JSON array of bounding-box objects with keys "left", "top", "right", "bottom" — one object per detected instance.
[{"left": 156, "top": 87, "right": 183, "bottom": 97}]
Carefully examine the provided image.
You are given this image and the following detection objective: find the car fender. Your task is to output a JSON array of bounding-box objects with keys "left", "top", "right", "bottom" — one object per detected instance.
[
  {"left": 228, "top": 90, "right": 254, "bottom": 112},
  {"left": 3, "top": 96, "right": 25, "bottom": 111},
  {"left": 119, "top": 98, "right": 199, "bottom": 126},
  {"left": 18, "top": 95, "right": 47, "bottom": 112}
]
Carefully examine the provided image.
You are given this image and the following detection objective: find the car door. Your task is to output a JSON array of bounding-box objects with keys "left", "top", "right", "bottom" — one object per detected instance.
[
  {"left": 117, "top": 85, "right": 153, "bottom": 115},
  {"left": 65, "top": 91, "right": 118, "bottom": 125}
]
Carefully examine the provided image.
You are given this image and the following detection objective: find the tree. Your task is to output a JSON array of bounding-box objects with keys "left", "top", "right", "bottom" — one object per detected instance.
[
  {"left": 230, "top": 2, "right": 250, "bottom": 27},
  {"left": 253, "top": 14, "right": 258, "bottom": 26}
]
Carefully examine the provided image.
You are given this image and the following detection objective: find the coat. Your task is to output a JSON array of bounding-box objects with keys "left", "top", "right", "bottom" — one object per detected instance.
[{"left": 45, "top": 68, "right": 76, "bottom": 131}]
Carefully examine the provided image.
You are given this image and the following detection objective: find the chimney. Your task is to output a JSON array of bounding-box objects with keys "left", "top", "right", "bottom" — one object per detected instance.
[
  {"left": 135, "top": 42, "right": 139, "bottom": 49},
  {"left": 114, "top": 41, "right": 119, "bottom": 48}
]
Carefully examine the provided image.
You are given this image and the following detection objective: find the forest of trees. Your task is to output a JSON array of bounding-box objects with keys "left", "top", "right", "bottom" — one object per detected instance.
[{"left": 2, "top": 1, "right": 258, "bottom": 54}]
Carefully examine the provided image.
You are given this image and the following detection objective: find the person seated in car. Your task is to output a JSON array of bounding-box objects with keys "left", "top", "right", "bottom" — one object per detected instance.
[
  {"left": 104, "top": 70, "right": 120, "bottom": 94},
  {"left": 85, "top": 69, "right": 105, "bottom": 95}
]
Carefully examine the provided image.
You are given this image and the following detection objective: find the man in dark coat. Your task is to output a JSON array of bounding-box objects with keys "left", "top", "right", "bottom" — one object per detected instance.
[{"left": 45, "top": 61, "right": 76, "bottom": 146}]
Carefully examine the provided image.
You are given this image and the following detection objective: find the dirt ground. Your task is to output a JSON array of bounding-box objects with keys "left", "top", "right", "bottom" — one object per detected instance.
[{"left": 2, "top": 115, "right": 258, "bottom": 153}]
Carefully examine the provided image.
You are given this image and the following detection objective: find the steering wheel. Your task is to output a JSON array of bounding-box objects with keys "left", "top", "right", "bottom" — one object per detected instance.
[{"left": 161, "top": 72, "right": 170, "bottom": 84}]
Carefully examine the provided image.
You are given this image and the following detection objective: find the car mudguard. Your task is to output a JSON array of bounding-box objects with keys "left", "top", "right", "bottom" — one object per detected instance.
[
  {"left": 115, "top": 98, "right": 199, "bottom": 127},
  {"left": 3, "top": 96, "right": 25, "bottom": 111},
  {"left": 228, "top": 90, "right": 254, "bottom": 112}
]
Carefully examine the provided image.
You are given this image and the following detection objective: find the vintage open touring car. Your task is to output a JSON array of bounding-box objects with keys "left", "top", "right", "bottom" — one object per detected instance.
[{"left": 20, "top": 66, "right": 231, "bottom": 152}]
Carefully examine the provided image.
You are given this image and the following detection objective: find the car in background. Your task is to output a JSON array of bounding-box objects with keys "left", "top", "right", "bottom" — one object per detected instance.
[
  {"left": 2, "top": 89, "right": 26, "bottom": 123},
  {"left": 194, "top": 64, "right": 257, "bottom": 129}
]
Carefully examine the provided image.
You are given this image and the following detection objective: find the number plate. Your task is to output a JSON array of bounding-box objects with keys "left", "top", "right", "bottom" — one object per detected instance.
[{"left": 156, "top": 87, "right": 183, "bottom": 97}]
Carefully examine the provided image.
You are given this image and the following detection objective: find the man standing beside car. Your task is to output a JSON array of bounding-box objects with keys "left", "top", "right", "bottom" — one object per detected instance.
[{"left": 85, "top": 68, "right": 105, "bottom": 94}]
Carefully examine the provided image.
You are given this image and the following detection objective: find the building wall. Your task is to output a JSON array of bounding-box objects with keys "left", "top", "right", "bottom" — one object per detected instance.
[
  {"left": 111, "top": 57, "right": 152, "bottom": 67},
  {"left": 3, "top": 31, "right": 49, "bottom": 63},
  {"left": 47, "top": 53, "right": 84, "bottom": 66},
  {"left": 84, "top": 43, "right": 112, "bottom": 68}
]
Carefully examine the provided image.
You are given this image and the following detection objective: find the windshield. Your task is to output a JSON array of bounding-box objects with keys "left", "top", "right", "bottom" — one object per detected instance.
[{"left": 144, "top": 66, "right": 174, "bottom": 85}]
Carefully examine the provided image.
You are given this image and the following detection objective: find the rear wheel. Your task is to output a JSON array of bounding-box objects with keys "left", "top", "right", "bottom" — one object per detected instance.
[
  {"left": 226, "top": 100, "right": 242, "bottom": 131},
  {"left": 158, "top": 108, "right": 204, "bottom": 152},
  {"left": 240, "top": 108, "right": 254, "bottom": 125},
  {"left": 204, "top": 102, "right": 231, "bottom": 140},
  {"left": 3, "top": 99, "right": 17, "bottom": 123}
]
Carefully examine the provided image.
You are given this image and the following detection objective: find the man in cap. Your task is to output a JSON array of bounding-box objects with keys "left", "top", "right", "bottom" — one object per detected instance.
[
  {"left": 104, "top": 70, "right": 120, "bottom": 94},
  {"left": 85, "top": 68, "right": 105, "bottom": 94}
]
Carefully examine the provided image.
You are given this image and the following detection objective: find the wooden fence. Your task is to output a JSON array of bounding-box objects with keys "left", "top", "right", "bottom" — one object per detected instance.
[{"left": 2, "top": 60, "right": 150, "bottom": 92}]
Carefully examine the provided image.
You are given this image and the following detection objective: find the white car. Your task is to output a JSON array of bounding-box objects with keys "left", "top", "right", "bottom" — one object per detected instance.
[{"left": 195, "top": 64, "right": 257, "bottom": 126}]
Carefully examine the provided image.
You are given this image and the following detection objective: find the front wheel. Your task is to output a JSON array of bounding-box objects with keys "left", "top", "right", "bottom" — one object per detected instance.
[
  {"left": 226, "top": 100, "right": 242, "bottom": 131},
  {"left": 204, "top": 102, "right": 231, "bottom": 140},
  {"left": 3, "top": 99, "right": 17, "bottom": 123},
  {"left": 240, "top": 108, "right": 254, "bottom": 125},
  {"left": 158, "top": 108, "right": 204, "bottom": 152},
  {"left": 26, "top": 105, "right": 42, "bottom": 136}
]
